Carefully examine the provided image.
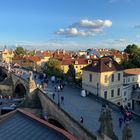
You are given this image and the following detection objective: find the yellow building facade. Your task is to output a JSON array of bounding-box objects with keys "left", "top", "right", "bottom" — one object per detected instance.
[
  {"left": 0, "top": 48, "right": 14, "bottom": 63},
  {"left": 61, "top": 59, "right": 89, "bottom": 79},
  {"left": 82, "top": 57, "right": 124, "bottom": 105}
]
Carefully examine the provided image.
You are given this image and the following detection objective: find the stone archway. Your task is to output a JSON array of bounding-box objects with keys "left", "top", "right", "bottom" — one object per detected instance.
[
  {"left": 48, "top": 118, "right": 66, "bottom": 131},
  {"left": 14, "top": 83, "right": 26, "bottom": 98}
]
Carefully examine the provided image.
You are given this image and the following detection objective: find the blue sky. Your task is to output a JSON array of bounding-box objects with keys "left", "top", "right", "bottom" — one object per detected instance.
[{"left": 0, "top": 0, "right": 140, "bottom": 50}]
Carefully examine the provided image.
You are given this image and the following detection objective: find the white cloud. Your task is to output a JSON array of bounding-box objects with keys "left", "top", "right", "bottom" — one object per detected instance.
[
  {"left": 55, "top": 19, "right": 112, "bottom": 37},
  {"left": 114, "top": 38, "right": 128, "bottom": 43},
  {"left": 72, "top": 19, "right": 112, "bottom": 28}
]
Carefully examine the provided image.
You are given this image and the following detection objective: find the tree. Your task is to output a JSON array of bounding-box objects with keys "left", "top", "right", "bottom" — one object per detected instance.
[
  {"left": 121, "top": 60, "right": 135, "bottom": 69},
  {"left": 44, "top": 58, "right": 63, "bottom": 78},
  {"left": 66, "top": 64, "right": 76, "bottom": 81},
  {"left": 14, "top": 46, "right": 26, "bottom": 56},
  {"left": 124, "top": 44, "right": 138, "bottom": 56},
  {"left": 122, "top": 44, "right": 140, "bottom": 68}
]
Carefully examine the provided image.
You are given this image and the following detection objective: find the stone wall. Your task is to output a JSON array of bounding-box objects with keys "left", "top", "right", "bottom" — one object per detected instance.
[{"left": 0, "top": 85, "right": 12, "bottom": 96}]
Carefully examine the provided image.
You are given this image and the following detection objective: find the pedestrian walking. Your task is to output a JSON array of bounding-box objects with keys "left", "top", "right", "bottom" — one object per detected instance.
[
  {"left": 57, "top": 85, "right": 61, "bottom": 92},
  {"left": 60, "top": 84, "right": 63, "bottom": 91},
  {"left": 61, "top": 96, "right": 64, "bottom": 105},
  {"left": 43, "top": 112, "right": 48, "bottom": 120},
  {"left": 119, "top": 117, "right": 123, "bottom": 128},
  {"left": 80, "top": 116, "right": 84, "bottom": 124},
  {"left": 52, "top": 93, "right": 55, "bottom": 100},
  {"left": 54, "top": 85, "right": 57, "bottom": 92}
]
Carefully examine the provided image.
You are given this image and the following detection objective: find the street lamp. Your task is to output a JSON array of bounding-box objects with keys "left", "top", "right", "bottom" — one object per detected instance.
[
  {"left": 97, "top": 83, "right": 99, "bottom": 96},
  {"left": 57, "top": 91, "right": 60, "bottom": 107}
]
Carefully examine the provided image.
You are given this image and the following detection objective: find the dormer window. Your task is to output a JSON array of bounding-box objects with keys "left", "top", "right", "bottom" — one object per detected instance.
[
  {"left": 88, "top": 60, "right": 92, "bottom": 64},
  {"left": 92, "top": 61, "right": 97, "bottom": 66},
  {"left": 108, "top": 61, "right": 112, "bottom": 68},
  {"left": 75, "top": 60, "right": 78, "bottom": 64}
]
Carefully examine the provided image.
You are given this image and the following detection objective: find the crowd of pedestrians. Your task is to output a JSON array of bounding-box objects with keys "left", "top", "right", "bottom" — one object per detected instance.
[{"left": 119, "top": 105, "right": 132, "bottom": 128}]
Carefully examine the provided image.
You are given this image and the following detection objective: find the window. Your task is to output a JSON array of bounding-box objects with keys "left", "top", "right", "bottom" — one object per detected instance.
[
  {"left": 111, "top": 74, "right": 114, "bottom": 82},
  {"left": 127, "top": 78, "right": 130, "bottom": 82},
  {"left": 118, "top": 73, "right": 121, "bottom": 81},
  {"left": 117, "top": 102, "right": 120, "bottom": 105},
  {"left": 117, "top": 88, "right": 120, "bottom": 96},
  {"left": 111, "top": 89, "right": 114, "bottom": 97},
  {"left": 123, "top": 79, "right": 125, "bottom": 84},
  {"left": 104, "top": 75, "right": 108, "bottom": 83},
  {"left": 132, "top": 77, "right": 135, "bottom": 81},
  {"left": 104, "top": 91, "right": 107, "bottom": 99},
  {"left": 124, "top": 91, "right": 127, "bottom": 96},
  {"left": 89, "top": 74, "right": 92, "bottom": 82}
]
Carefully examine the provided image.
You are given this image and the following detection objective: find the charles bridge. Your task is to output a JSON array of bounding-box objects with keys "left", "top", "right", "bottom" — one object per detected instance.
[
  {"left": 0, "top": 66, "right": 97, "bottom": 140},
  {"left": 0, "top": 65, "right": 138, "bottom": 140}
]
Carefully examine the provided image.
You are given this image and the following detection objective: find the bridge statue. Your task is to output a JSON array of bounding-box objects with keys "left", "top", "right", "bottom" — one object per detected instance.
[
  {"left": 122, "top": 123, "right": 132, "bottom": 140},
  {"left": 28, "top": 71, "right": 36, "bottom": 94},
  {"left": 98, "top": 107, "right": 118, "bottom": 140}
]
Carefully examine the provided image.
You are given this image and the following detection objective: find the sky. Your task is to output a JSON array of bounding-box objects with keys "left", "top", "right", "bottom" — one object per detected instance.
[{"left": 0, "top": 0, "right": 140, "bottom": 50}]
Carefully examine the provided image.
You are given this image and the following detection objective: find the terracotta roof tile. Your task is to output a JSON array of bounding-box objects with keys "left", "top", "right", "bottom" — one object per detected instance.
[
  {"left": 74, "top": 58, "right": 88, "bottom": 65},
  {"left": 124, "top": 68, "right": 140, "bottom": 75},
  {"left": 24, "top": 56, "right": 41, "bottom": 62},
  {"left": 61, "top": 59, "right": 72, "bottom": 65},
  {"left": 82, "top": 56, "right": 123, "bottom": 72}
]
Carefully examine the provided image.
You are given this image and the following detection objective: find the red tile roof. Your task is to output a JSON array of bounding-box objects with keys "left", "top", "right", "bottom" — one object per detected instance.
[
  {"left": 41, "top": 52, "right": 51, "bottom": 57},
  {"left": 74, "top": 58, "right": 88, "bottom": 65},
  {"left": 82, "top": 56, "right": 123, "bottom": 72},
  {"left": 12, "top": 56, "right": 24, "bottom": 60},
  {"left": 61, "top": 58, "right": 88, "bottom": 65},
  {"left": 124, "top": 68, "right": 140, "bottom": 75},
  {"left": 61, "top": 59, "right": 72, "bottom": 65},
  {"left": 24, "top": 56, "right": 41, "bottom": 62}
]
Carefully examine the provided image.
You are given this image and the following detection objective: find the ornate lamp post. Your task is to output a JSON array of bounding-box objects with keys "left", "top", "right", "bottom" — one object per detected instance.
[
  {"left": 97, "top": 82, "right": 99, "bottom": 96},
  {"left": 57, "top": 90, "right": 60, "bottom": 107}
]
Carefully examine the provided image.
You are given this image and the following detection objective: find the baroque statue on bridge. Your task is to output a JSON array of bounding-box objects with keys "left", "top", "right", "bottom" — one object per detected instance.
[
  {"left": 28, "top": 71, "right": 36, "bottom": 93},
  {"left": 29, "top": 71, "right": 33, "bottom": 81},
  {"left": 122, "top": 123, "right": 132, "bottom": 140},
  {"left": 98, "top": 107, "right": 118, "bottom": 140}
]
